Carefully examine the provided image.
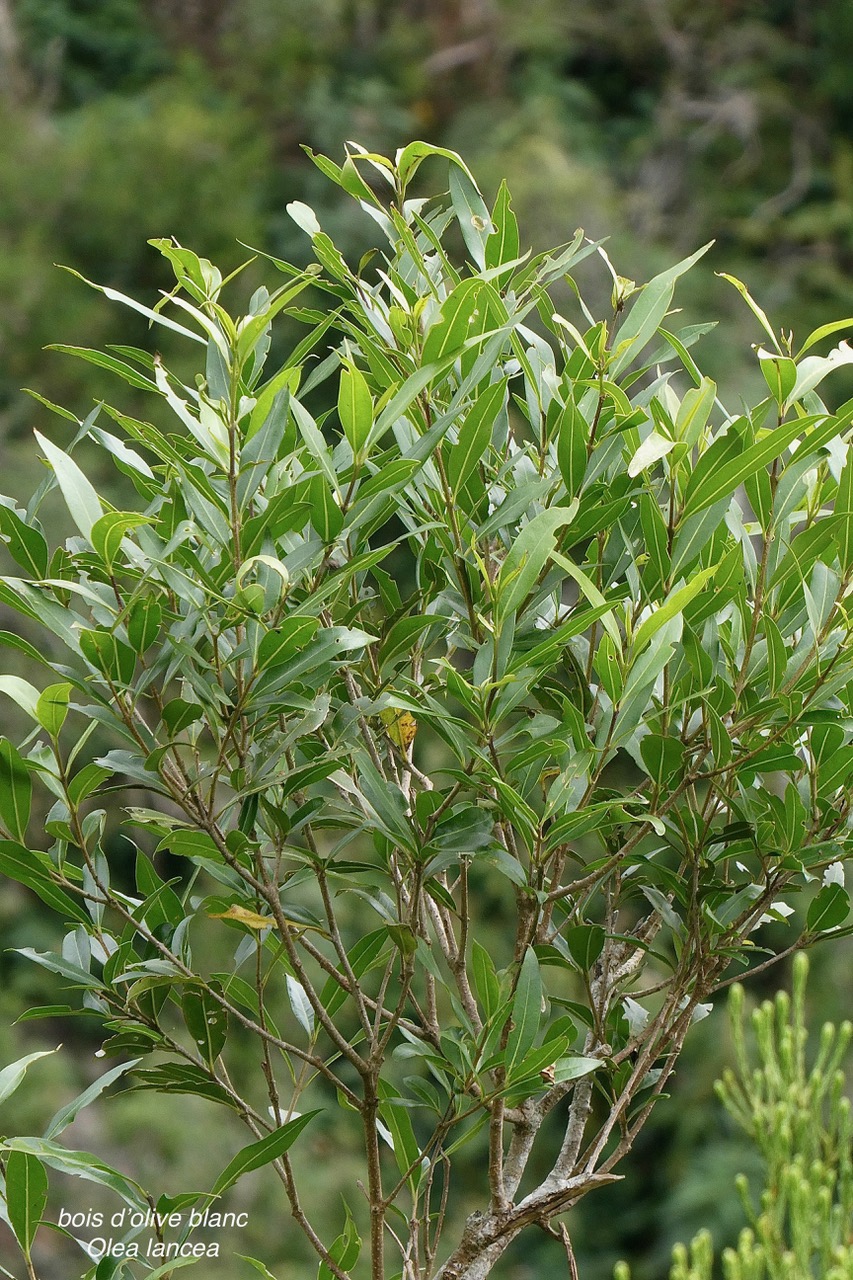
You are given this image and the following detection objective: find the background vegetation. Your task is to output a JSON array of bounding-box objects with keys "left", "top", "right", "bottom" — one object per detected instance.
[{"left": 1, "top": 2, "right": 852, "bottom": 1277}]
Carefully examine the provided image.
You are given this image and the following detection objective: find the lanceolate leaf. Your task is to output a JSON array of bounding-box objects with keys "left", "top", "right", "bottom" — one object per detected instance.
[
  {"left": 285, "top": 975, "right": 315, "bottom": 1037},
  {"left": 566, "top": 924, "right": 605, "bottom": 972},
  {"left": 182, "top": 983, "right": 228, "bottom": 1068},
  {"left": 471, "top": 940, "right": 501, "bottom": 1022},
  {"left": 33, "top": 431, "right": 103, "bottom": 540},
  {"left": 0, "top": 675, "right": 40, "bottom": 721},
  {"left": 318, "top": 1203, "right": 362, "bottom": 1280},
  {"left": 338, "top": 361, "right": 373, "bottom": 456},
  {"left": 506, "top": 949, "right": 542, "bottom": 1070},
  {"left": 447, "top": 378, "right": 506, "bottom": 495},
  {"left": 0, "top": 1049, "right": 59, "bottom": 1107},
  {"left": 209, "top": 1112, "right": 320, "bottom": 1197},
  {"left": 0, "top": 842, "right": 90, "bottom": 924},
  {"left": 496, "top": 507, "right": 576, "bottom": 623},
  {"left": 0, "top": 503, "right": 49, "bottom": 577},
  {"left": 237, "top": 1258, "right": 280, "bottom": 1279},
  {"left": 0, "top": 739, "right": 31, "bottom": 842},
  {"left": 611, "top": 243, "right": 712, "bottom": 375},
  {"left": 14, "top": 947, "right": 109, "bottom": 989},
  {"left": 682, "top": 411, "right": 848, "bottom": 518},
  {"left": 44, "top": 1060, "right": 143, "bottom": 1140},
  {"left": 5, "top": 1150, "right": 48, "bottom": 1258},
  {"left": 1, "top": 1138, "right": 148, "bottom": 1210},
  {"left": 632, "top": 566, "right": 718, "bottom": 655},
  {"left": 806, "top": 884, "right": 849, "bottom": 933},
  {"left": 485, "top": 179, "right": 520, "bottom": 272}
]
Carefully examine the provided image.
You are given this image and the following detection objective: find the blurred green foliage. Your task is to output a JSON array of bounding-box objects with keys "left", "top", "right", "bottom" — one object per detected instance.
[{"left": 1, "top": 0, "right": 852, "bottom": 428}]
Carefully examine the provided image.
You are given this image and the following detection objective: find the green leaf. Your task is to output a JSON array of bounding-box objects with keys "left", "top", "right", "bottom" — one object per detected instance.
[
  {"left": 758, "top": 351, "right": 797, "bottom": 405},
  {"left": 422, "top": 278, "right": 486, "bottom": 365},
  {"left": 59, "top": 266, "right": 207, "bottom": 344},
  {"left": 210, "top": 1112, "right": 320, "bottom": 1197},
  {"left": 46, "top": 344, "right": 158, "bottom": 392},
  {"left": 429, "top": 806, "right": 494, "bottom": 855},
  {"left": 632, "top": 566, "right": 718, "bottom": 654},
  {"left": 14, "top": 1005, "right": 79, "bottom": 1023},
  {"left": 34, "top": 430, "right": 103, "bottom": 540},
  {"left": 496, "top": 506, "right": 576, "bottom": 623},
  {"left": 5, "top": 1150, "right": 48, "bottom": 1259},
  {"left": 796, "top": 317, "right": 853, "bottom": 358},
  {"left": 448, "top": 165, "right": 492, "bottom": 270},
  {"left": 0, "top": 841, "right": 90, "bottom": 923},
  {"left": 0, "top": 739, "right": 31, "bottom": 841},
  {"left": 681, "top": 413, "right": 832, "bottom": 519},
  {"left": 395, "top": 140, "right": 478, "bottom": 191},
  {"left": 551, "top": 552, "right": 623, "bottom": 651},
  {"left": 446, "top": 378, "right": 506, "bottom": 496},
  {"left": 787, "top": 346, "right": 853, "bottom": 405},
  {"left": 14, "top": 947, "right": 108, "bottom": 989},
  {"left": 763, "top": 616, "right": 787, "bottom": 694},
  {"left": 506, "top": 948, "right": 542, "bottom": 1069},
  {"left": 129, "top": 1063, "right": 239, "bottom": 1111},
  {"left": 471, "top": 940, "right": 501, "bottom": 1022},
  {"left": 44, "top": 1060, "right": 142, "bottom": 1141},
  {"left": 485, "top": 179, "right": 520, "bottom": 273},
  {"left": 378, "top": 1080, "right": 421, "bottom": 1186},
  {"left": 161, "top": 699, "right": 204, "bottom": 736},
  {"left": 156, "top": 830, "right": 220, "bottom": 861},
  {"left": 674, "top": 376, "right": 716, "bottom": 445},
  {"left": 321, "top": 930, "right": 391, "bottom": 1019},
  {"left": 255, "top": 619, "right": 320, "bottom": 672},
  {"left": 137, "top": 1260, "right": 202, "bottom": 1279},
  {"left": 79, "top": 630, "right": 137, "bottom": 686},
  {"left": 318, "top": 1202, "right": 362, "bottom": 1280},
  {"left": 566, "top": 924, "right": 605, "bottom": 972},
  {"left": 556, "top": 397, "right": 590, "bottom": 497},
  {"left": 367, "top": 349, "right": 468, "bottom": 451},
  {"left": 639, "top": 735, "right": 684, "bottom": 786},
  {"left": 1, "top": 1138, "right": 148, "bottom": 1209},
  {"left": 0, "top": 1048, "right": 59, "bottom": 1107},
  {"left": 379, "top": 615, "right": 448, "bottom": 671},
  {"left": 835, "top": 449, "right": 853, "bottom": 570},
  {"left": 67, "top": 762, "right": 112, "bottom": 808},
  {"left": 338, "top": 361, "right": 373, "bottom": 457},
  {"left": 611, "top": 244, "right": 713, "bottom": 375},
  {"left": 628, "top": 431, "right": 674, "bottom": 477},
  {"left": 552, "top": 1055, "right": 602, "bottom": 1083},
  {"left": 807, "top": 884, "right": 850, "bottom": 933},
  {"left": 182, "top": 983, "right": 228, "bottom": 1068},
  {"left": 36, "top": 682, "right": 71, "bottom": 737},
  {"left": 238, "top": 1258, "right": 280, "bottom": 1279},
  {"left": 0, "top": 675, "right": 40, "bottom": 721},
  {"left": 127, "top": 597, "right": 162, "bottom": 653},
  {"left": 0, "top": 503, "right": 49, "bottom": 577},
  {"left": 90, "top": 513, "right": 152, "bottom": 572},
  {"left": 716, "top": 272, "right": 780, "bottom": 351},
  {"left": 355, "top": 755, "right": 417, "bottom": 854}
]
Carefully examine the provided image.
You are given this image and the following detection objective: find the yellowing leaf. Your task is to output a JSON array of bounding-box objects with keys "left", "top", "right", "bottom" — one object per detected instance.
[
  {"left": 208, "top": 905, "right": 273, "bottom": 930},
  {"left": 208, "top": 903, "right": 331, "bottom": 937},
  {"left": 380, "top": 708, "right": 417, "bottom": 749}
]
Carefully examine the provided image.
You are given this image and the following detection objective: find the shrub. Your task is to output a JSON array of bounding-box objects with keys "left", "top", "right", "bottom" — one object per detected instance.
[
  {"left": 615, "top": 953, "right": 853, "bottom": 1280},
  {"left": 0, "top": 142, "right": 852, "bottom": 1280}
]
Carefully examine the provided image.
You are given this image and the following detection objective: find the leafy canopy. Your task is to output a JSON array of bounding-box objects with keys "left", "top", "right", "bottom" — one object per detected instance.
[{"left": 1, "top": 141, "right": 853, "bottom": 1280}]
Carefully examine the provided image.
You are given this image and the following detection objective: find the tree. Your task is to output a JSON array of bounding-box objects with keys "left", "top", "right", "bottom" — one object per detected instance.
[{"left": 0, "top": 141, "right": 852, "bottom": 1280}]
